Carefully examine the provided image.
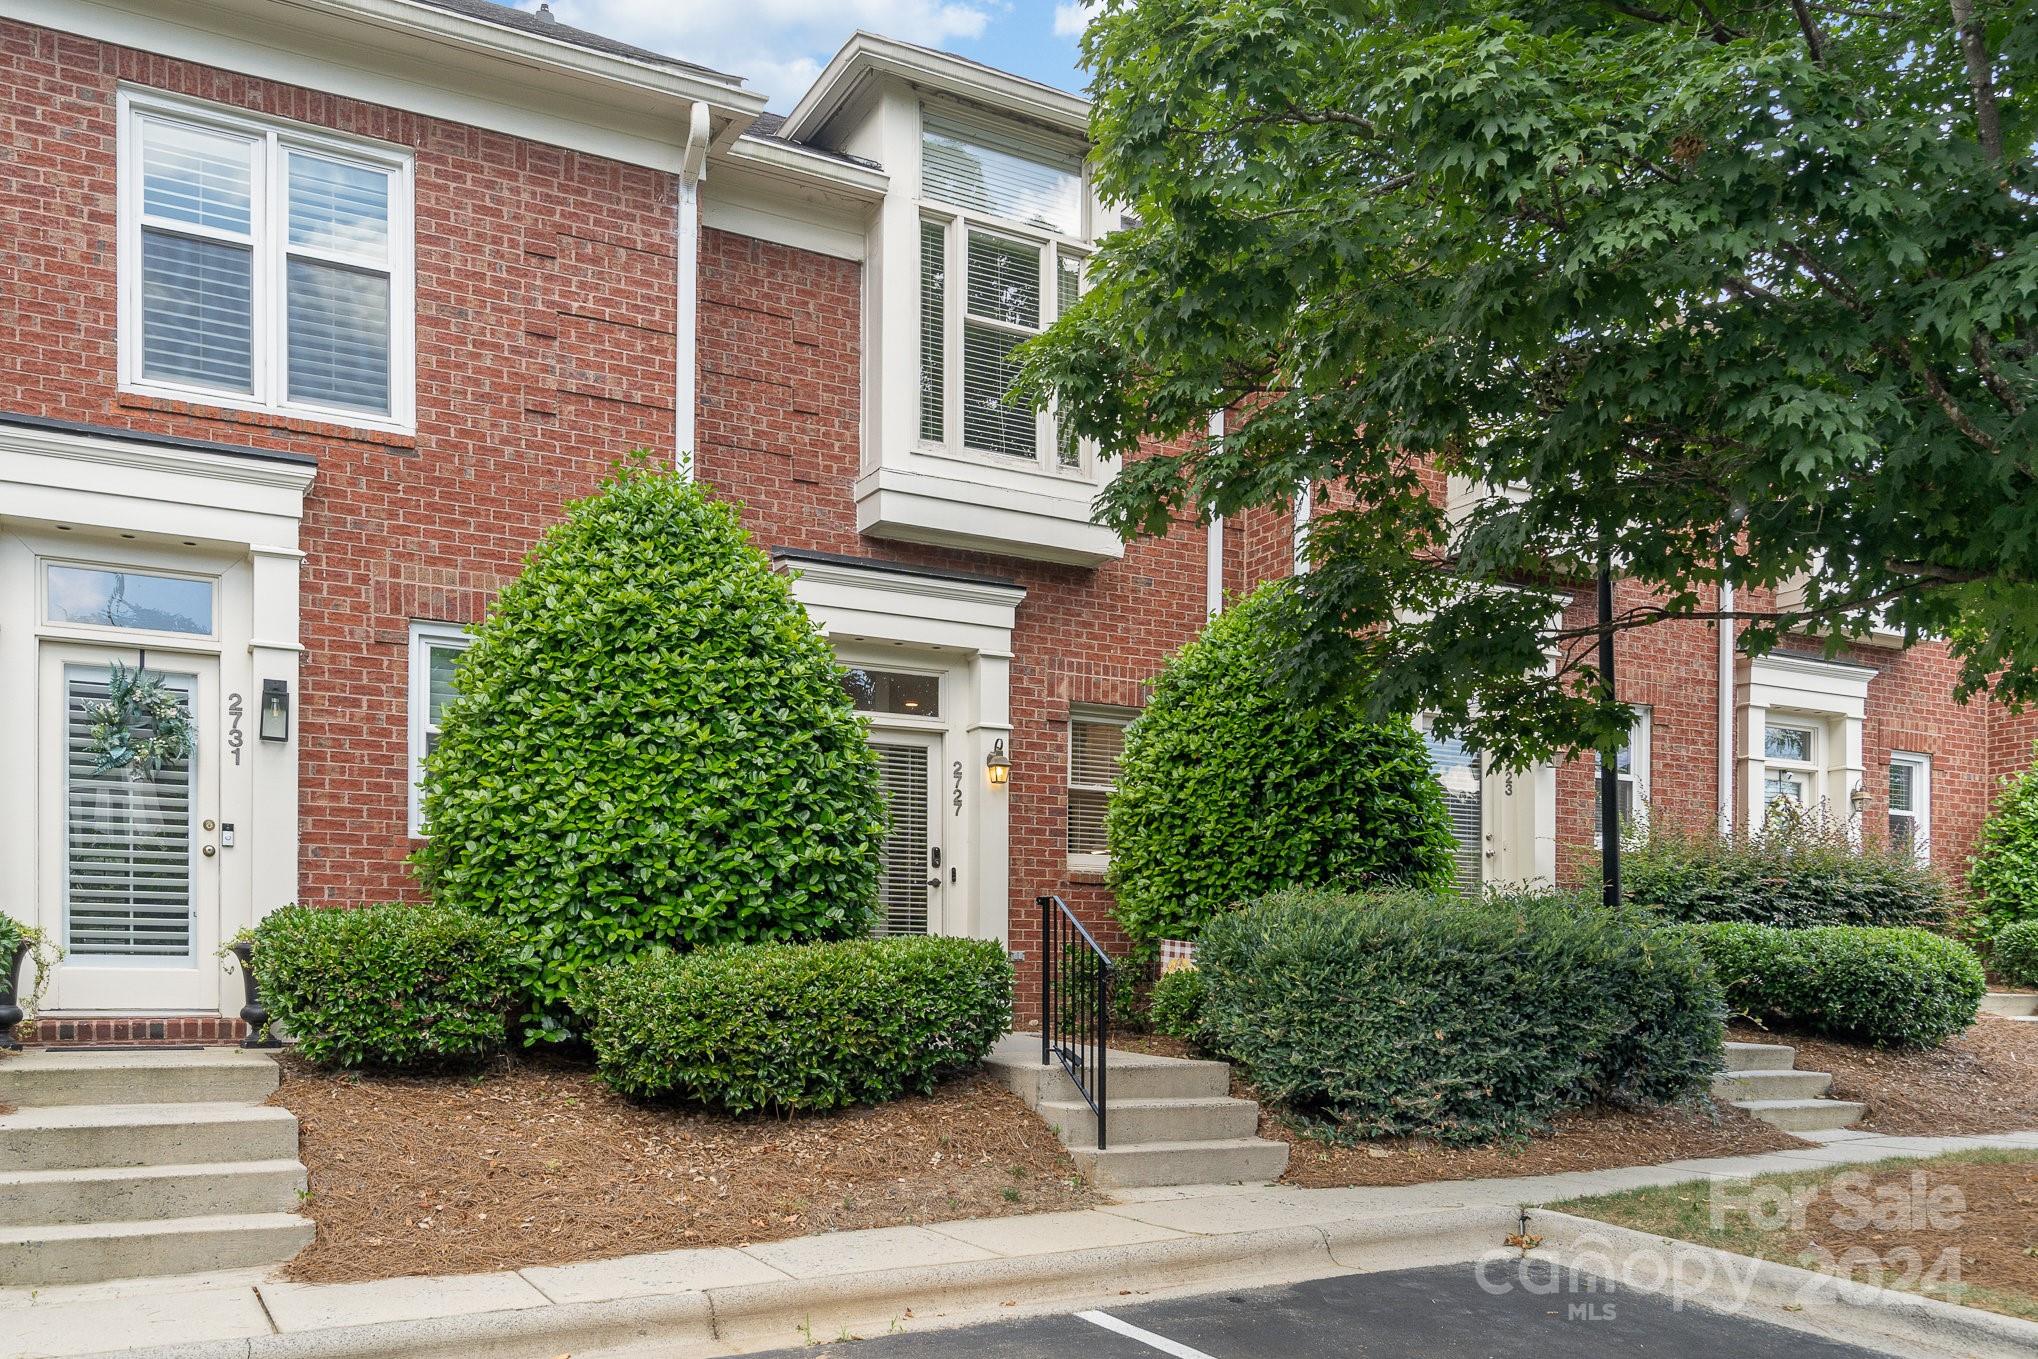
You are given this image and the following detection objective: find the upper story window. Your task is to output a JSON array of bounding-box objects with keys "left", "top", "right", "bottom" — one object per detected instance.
[
  {"left": 119, "top": 89, "right": 414, "bottom": 430},
  {"left": 918, "top": 115, "right": 1089, "bottom": 473}
]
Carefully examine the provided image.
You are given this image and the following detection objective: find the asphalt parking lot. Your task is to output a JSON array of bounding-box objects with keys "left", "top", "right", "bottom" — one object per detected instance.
[{"left": 761, "top": 1261, "right": 1897, "bottom": 1358}]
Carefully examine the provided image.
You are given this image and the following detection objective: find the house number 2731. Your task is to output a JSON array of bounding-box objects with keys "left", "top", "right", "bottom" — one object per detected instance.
[
  {"left": 226, "top": 692, "right": 245, "bottom": 766},
  {"left": 951, "top": 760, "right": 964, "bottom": 817}
]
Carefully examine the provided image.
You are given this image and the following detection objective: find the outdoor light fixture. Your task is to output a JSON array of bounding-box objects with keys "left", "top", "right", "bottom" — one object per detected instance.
[
  {"left": 1849, "top": 782, "right": 1871, "bottom": 816},
  {"left": 985, "top": 738, "right": 1011, "bottom": 786},
  {"left": 259, "top": 678, "right": 290, "bottom": 742}
]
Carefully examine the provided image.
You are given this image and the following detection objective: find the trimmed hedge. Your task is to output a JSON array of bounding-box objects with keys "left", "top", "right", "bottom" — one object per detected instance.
[
  {"left": 1147, "top": 966, "right": 1206, "bottom": 1041},
  {"left": 1989, "top": 920, "right": 2038, "bottom": 987},
  {"left": 1197, "top": 888, "right": 1723, "bottom": 1144},
  {"left": 1619, "top": 815, "right": 1948, "bottom": 929},
  {"left": 1679, "top": 922, "right": 1985, "bottom": 1048},
  {"left": 415, "top": 468, "right": 886, "bottom": 1036},
  {"left": 1970, "top": 759, "right": 2038, "bottom": 941},
  {"left": 582, "top": 937, "right": 1012, "bottom": 1113},
  {"left": 1107, "top": 585, "right": 1456, "bottom": 950},
  {"left": 252, "top": 903, "right": 520, "bottom": 1068}
]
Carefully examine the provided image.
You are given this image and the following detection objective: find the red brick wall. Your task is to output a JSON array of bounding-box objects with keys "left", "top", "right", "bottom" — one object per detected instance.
[{"left": 0, "top": 20, "right": 677, "bottom": 906}]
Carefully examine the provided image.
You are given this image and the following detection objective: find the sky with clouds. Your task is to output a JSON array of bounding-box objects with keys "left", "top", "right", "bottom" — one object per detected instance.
[{"left": 516, "top": 1, "right": 1096, "bottom": 112}]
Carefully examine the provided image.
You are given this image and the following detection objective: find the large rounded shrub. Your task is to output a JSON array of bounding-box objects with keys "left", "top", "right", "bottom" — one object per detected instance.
[
  {"left": 582, "top": 937, "right": 1013, "bottom": 1113},
  {"left": 1196, "top": 888, "right": 1723, "bottom": 1144},
  {"left": 1680, "top": 922, "right": 1985, "bottom": 1048},
  {"left": 252, "top": 903, "right": 520, "bottom": 1068},
  {"left": 1970, "top": 758, "right": 2038, "bottom": 941},
  {"left": 1622, "top": 814, "right": 1948, "bottom": 929},
  {"left": 1106, "top": 586, "right": 1456, "bottom": 948},
  {"left": 1993, "top": 920, "right": 2038, "bottom": 986},
  {"left": 415, "top": 469, "right": 886, "bottom": 1030}
]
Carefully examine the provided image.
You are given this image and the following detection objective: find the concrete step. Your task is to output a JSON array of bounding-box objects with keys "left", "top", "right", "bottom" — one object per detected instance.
[
  {"left": 1722, "top": 1040, "right": 1797, "bottom": 1072},
  {"left": 1982, "top": 992, "right": 2038, "bottom": 1017},
  {"left": 1036, "top": 1096, "right": 1261, "bottom": 1149},
  {"left": 0, "top": 1103, "right": 298, "bottom": 1171},
  {"left": 1711, "top": 1068, "right": 1833, "bottom": 1102},
  {"left": 0, "top": 1212, "right": 314, "bottom": 1287},
  {"left": 1068, "top": 1137, "right": 1290, "bottom": 1189},
  {"left": 0, "top": 1049, "right": 278, "bottom": 1107},
  {"left": 0, "top": 1159, "right": 305, "bottom": 1227},
  {"left": 1735, "top": 1098, "right": 1867, "bottom": 1133},
  {"left": 986, "top": 1043, "right": 1230, "bottom": 1104}
]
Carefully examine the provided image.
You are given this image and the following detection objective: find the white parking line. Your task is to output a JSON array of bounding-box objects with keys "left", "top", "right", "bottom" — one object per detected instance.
[{"left": 1074, "top": 1309, "right": 1220, "bottom": 1359}]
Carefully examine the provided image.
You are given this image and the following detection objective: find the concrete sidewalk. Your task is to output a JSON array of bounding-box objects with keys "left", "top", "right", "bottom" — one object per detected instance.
[{"left": 7, "top": 1127, "right": 2036, "bottom": 1359}]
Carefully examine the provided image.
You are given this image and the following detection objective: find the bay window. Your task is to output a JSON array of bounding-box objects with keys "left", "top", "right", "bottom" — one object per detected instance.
[
  {"left": 918, "top": 115, "right": 1089, "bottom": 473},
  {"left": 120, "top": 89, "right": 413, "bottom": 429}
]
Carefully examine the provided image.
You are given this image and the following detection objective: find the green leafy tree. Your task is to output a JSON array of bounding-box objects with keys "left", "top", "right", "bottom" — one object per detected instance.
[
  {"left": 1106, "top": 585, "right": 1456, "bottom": 947},
  {"left": 415, "top": 467, "right": 886, "bottom": 1033},
  {"left": 1025, "top": 1, "right": 2038, "bottom": 768},
  {"left": 1969, "top": 754, "right": 2038, "bottom": 938}
]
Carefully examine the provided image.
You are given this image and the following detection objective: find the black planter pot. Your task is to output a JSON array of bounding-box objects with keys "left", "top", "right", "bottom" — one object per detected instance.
[
  {"left": 229, "top": 939, "right": 282, "bottom": 1049},
  {"left": 0, "top": 940, "right": 29, "bottom": 1051}
]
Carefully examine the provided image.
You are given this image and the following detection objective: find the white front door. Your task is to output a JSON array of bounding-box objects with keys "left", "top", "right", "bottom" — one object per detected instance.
[
  {"left": 38, "top": 644, "right": 222, "bottom": 1012},
  {"left": 870, "top": 733, "right": 942, "bottom": 936}
]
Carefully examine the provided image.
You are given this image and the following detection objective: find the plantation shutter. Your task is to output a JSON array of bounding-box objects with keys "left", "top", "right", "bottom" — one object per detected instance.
[
  {"left": 873, "top": 743, "right": 931, "bottom": 936},
  {"left": 920, "top": 116, "right": 1082, "bottom": 234},
  {"left": 65, "top": 671, "right": 195, "bottom": 957},
  {"left": 1424, "top": 731, "right": 1483, "bottom": 896},
  {"left": 918, "top": 220, "right": 946, "bottom": 441},
  {"left": 1068, "top": 717, "right": 1126, "bottom": 856}
]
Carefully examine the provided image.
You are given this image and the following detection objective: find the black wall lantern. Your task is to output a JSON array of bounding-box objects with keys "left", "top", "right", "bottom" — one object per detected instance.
[
  {"left": 259, "top": 678, "right": 291, "bottom": 742},
  {"left": 985, "top": 737, "right": 1011, "bottom": 786}
]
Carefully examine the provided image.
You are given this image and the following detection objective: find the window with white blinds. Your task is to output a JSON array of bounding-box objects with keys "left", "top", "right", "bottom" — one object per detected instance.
[
  {"left": 121, "top": 90, "right": 413, "bottom": 428},
  {"left": 1424, "top": 730, "right": 1484, "bottom": 896},
  {"left": 873, "top": 743, "right": 933, "bottom": 936},
  {"left": 409, "top": 623, "right": 470, "bottom": 835},
  {"left": 1889, "top": 752, "right": 1930, "bottom": 862},
  {"left": 918, "top": 111, "right": 1090, "bottom": 473},
  {"left": 1069, "top": 712, "right": 1131, "bottom": 859},
  {"left": 65, "top": 669, "right": 196, "bottom": 958}
]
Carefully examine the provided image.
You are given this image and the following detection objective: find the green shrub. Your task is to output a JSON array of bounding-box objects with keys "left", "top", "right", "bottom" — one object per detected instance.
[
  {"left": 1197, "top": 888, "right": 1723, "bottom": 1144},
  {"left": 1147, "top": 967, "right": 1207, "bottom": 1041},
  {"left": 1106, "top": 586, "right": 1456, "bottom": 949},
  {"left": 1619, "top": 812, "right": 1948, "bottom": 929},
  {"left": 582, "top": 937, "right": 1012, "bottom": 1113},
  {"left": 1970, "top": 758, "right": 2038, "bottom": 941},
  {"left": 1988, "top": 920, "right": 2038, "bottom": 987},
  {"left": 415, "top": 468, "right": 886, "bottom": 1034},
  {"left": 252, "top": 903, "right": 521, "bottom": 1068},
  {"left": 1679, "top": 922, "right": 1985, "bottom": 1048}
]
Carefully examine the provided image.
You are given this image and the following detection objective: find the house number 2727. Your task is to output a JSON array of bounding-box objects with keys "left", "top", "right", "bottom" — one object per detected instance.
[{"left": 951, "top": 760, "right": 964, "bottom": 817}]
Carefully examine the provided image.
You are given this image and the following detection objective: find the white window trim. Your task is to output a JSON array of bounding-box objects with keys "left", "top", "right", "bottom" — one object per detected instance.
[
  {"left": 408, "top": 622, "right": 470, "bottom": 836},
  {"left": 916, "top": 108, "right": 1095, "bottom": 481},
  {"left": 1067, "top": 707, "right": 1134, "bottom": 872},
  {"left": 1890, "top": 751, "right": 1931, "bottom": 863},
  {"left": 1762, "top": 718, "right": 1823, "bottom": 813},
  {"left": 117, "top": 86, "right": 416, "bottom": 434},
  {"left": 1595, "top": 706, "right": 1651, "bottom": 846}
]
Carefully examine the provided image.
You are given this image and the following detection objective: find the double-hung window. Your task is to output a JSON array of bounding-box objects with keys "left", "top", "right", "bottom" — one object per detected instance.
[
  {"left": 1889, "top": 753, "right": 1930, "bottom": 861},
  {"left": 408, "top": 624, "right": 470, "bottom": 835},
  {"left": 1068, "top": 711, "right": 1132, "bottom": 866},
  {"left": 120, "top": 89, "right": 414, "bottom": 428},
  {"left": 919, "top": 114, "right": 1089, "bottom": 473}
]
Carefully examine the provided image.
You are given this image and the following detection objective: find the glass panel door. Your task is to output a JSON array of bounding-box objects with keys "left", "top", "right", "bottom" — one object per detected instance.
[{"left": 871, "top": 738, "right": 939, "bottom": 936}]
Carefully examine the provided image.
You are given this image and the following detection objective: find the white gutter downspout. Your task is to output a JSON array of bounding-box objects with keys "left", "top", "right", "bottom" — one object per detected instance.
[
  {"left": 1206, "top": 409, "right": 1226, "bottom": 615},
  {"left": 676, "top": 101, "right": 711, "bottom": 479},
  {"left": 1718, "top": 577, "right": 1736, "bottom": 835}
]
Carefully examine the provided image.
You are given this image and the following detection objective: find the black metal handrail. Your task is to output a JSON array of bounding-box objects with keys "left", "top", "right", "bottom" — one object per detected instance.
[{"left": 1040, "top": 893, "right": 1113, "bottom": 1150}]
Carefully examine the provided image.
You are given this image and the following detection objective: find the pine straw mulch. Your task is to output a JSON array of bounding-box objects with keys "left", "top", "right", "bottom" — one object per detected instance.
[
  {"left": 1727, "top": 1016, "right": 2038, "bottom": 1137},
  {"left": 269, "top": 1056, "right": 1094, "bottom": 1284}
]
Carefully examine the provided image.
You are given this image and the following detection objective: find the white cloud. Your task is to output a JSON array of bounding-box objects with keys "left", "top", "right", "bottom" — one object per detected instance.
[
  {"left": 1052, "top": 3, "right": 1092, "bottom": 39},
  {"left": 531, "top": 0, "right": 994, "bottom": 109}
]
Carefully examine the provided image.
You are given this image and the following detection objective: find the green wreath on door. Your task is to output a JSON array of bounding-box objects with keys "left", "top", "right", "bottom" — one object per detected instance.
[{"left": 85, "top": 661, "right": 194, "bottom": 780}]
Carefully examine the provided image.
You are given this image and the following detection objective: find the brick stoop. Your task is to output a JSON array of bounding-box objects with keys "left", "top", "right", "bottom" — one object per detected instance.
[
  {"left": 985, "top": 1033, "right": 1289, "bottom": 1189},
  {"left": 24, "top": 1017, "right": 251, "bottom": 1047}
]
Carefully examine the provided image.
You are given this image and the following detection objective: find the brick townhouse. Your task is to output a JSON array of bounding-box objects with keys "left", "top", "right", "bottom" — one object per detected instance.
[{"left": 0, "top": 0, "right": 2022, "bottom": 1037}]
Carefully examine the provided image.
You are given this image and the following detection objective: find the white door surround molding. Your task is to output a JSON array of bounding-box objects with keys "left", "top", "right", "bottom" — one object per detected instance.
[
  {"left": 1736, "top": 650, "right": 1878, "bottom": 830},
  {"left": 0, "top": 416, "right": 314, "bottom": 1016},
  {"left": 776, "top": 549, "right": 1025, "bottom": 944}
]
